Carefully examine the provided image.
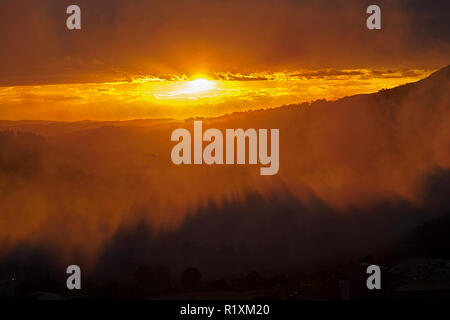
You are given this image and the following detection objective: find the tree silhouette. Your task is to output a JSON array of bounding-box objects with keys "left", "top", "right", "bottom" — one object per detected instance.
[{"left": 181, "top": 267, "right": 202, "bottom": 291}]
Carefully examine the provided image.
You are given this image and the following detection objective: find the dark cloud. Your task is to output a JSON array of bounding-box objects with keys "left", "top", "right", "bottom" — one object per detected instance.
[{"left": 0, "top": 0, "right": 448, "bottom": 85}]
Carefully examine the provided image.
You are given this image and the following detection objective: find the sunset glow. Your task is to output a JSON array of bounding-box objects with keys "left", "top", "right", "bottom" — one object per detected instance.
[
  {"left": 0, "top": 69, "right": 433, "bottom": 121},
  {"left": 183, "top": 79, "right": 216, "bottom": 94}
]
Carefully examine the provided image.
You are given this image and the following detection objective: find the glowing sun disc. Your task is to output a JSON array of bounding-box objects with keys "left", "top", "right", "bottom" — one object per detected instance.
[{"left": 183, "top": 79, "right": 215, "bottom": 94}]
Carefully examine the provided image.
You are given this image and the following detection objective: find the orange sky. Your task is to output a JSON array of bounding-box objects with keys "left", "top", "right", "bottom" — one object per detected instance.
[
  {"left": 0, "top": 68, "right": 434, "bottom": 120},
  {"left": 0, "top": 0, "right": 448, "bottom": 120},
  {"left": 1, "top": 0, "right": 448, "bottom": 83}
]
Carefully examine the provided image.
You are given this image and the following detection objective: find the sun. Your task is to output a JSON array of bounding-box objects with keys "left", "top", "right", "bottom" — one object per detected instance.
[
  {"left": 151, "top": 77, "right": 218, "bottom": 100},
  {"left": 182, "top": 78, "right": 215, "bottom": 94}
]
